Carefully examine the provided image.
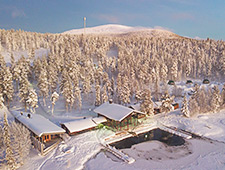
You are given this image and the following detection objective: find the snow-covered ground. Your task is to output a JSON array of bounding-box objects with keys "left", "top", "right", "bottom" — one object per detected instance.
[
  {"left": 85, "top": 109, "right": 225, "bottom": 170},
  {"left": 4, "top": 95, "right": 225, "bottom": 170},
  {"left": 63, "top": 24, "right": 178, "bottom": 38},
  {"left": 1, "top": 48, "right": 49, "bottom": 64},
  {"left": 1, "top": 76, "right": 224, "bottom": 170}
]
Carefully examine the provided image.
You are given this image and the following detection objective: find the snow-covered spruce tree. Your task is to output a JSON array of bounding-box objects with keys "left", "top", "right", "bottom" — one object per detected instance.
[
  {"left": 154, "top": 75, "right": 160, "bottom": 101},
  {"left": 33, "top": 58, "right": 42, "bottom": 80},
  {"left": 10, "top": 122, "right": 31, "bottom": 166},
  {"left": 210, "top": 85, "right": 221, "bottom": 113},
  {"left": 198, "top": 87, "right": 210, "bottom": 113},
  {"left": 118, "top": 74, "right": 130, "bottom": 105},
  {"left": 181, "top": 95, "right": 190, "bottom": 117},
  {"left": 47, "top": 63, "right": 58, "bottom": 94},
  {"left": 106, "top": 79, "right": 113, "bottom": 99},
  {"left": 0, "top": 54, "right": 6, "bottom": 69},
  {"left": 37, "top": 68, "right": 49, "bottom": 106},
  {"left": 95, "top": 84, "right": 101, "bottom": 106},
  {"left": 160, "top": 91, "right": 174, "bottom": 113},
  {"left": 170, "top": 60, "right": 178, "bottom": 81},
  {"left": 26, "top": 88, "right": 38, "bottom": 113},
  {"left": 185, "top": 59, "right": 191, "bottom": 79},
  {"left": 82, "top": 75, "right": 91, "bottom": 99},
  {"left": 50, "top": 92, "right": 59, "bottom": 114},
  {"left": 140, "top": 89, "right": 154, "bottom": 115},
  {"left": 189, "top": 97, "right": 200, "bottom": 116},
  {"left": 135, "top": 88, "right": 143, "bottom": 103},
  {"left": 101, "top": 85, "right": 108, "bottom": 103},
  {"left": 3, "top": 112, "right": 16, "bottom": 170},
  {"left": 221, "top": 84, "right": 225, "bottom": 108},
  {"left": 0, "top": 124, "right": 5, "bottom": 167},
  {"left": 61, "top": 75, "right": 74, "bottom": 112},
  {"left": 19, "top": 75, "right": 30, "bottom": 111},
  {"left": 17, "top": 55, "right": 31, "bottom": 81},
  {"left": 160, "top": 62, "right": 168, "bottom": 84},
  {"left": 10, "top": 53, "right": 15, "bottom": 70},
  {"left": 102, "top": 72, "right": 109, "bottom": 86},
  {"left": 192, "top": 83, "right": 200, "bottom": 98},
  {"left": 12, "top": 62, "right": 21, "bottom": 92},
  {"left": 0, "top": 93, "right": 4, "bottom": 109},
  {"left": 2, "top": 67, "right": 14, "bottom": 107},
  {"left": 28, "top": 48, "right": 35, "bottom": 62},
  {"left": 74, "top": 87, "right": 82, "bottom": 110}
]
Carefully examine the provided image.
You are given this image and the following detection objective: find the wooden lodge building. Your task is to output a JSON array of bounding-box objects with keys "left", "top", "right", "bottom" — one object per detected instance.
[
  {"left": 11, "top": 111, "right": 65, "bottom": 155},
  {"left": 93, "top": 102, "right": 146, "bottom": 131},
  {"left": 61, "top": 116, "right": 107, "bottom": 135}
]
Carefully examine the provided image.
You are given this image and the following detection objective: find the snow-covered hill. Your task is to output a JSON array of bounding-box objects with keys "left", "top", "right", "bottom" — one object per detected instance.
[{"left": 63, "top": 24, "right": 179, "bottom": 38}]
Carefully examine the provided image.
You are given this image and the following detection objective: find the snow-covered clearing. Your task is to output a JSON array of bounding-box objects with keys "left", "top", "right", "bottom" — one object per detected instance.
[
  {"left": 1, "top": 48, "right": 49, "bottom": 64},
  {"left": 6, "top": 100, "right": 224, "bottom": 170},
  {"left": 1, "top": 79, "right": 224, "bottom": 170},
  {"left": 86, "top": 139, "right": 225, "bottom": 170},
  {"left": 85, "top": 109, "right": 225, "bottom": 170}
]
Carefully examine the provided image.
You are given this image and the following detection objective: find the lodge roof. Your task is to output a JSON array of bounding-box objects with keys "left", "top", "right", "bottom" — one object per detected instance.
[
  {"left": 93, "top": 102, "right": 145, "bottom": 122},
  {"left": 61, "top": 116, "right": 107, "bottom": 134},
  {"left": 11, "top": 111, "right": 65, "bottom": 137}
]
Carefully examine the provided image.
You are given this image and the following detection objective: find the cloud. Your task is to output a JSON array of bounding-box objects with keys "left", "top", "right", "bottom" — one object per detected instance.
[
  {"left": 95, "top": 14, "right": 120, "bottom": 23},
  {"left": 0, "top": 6, "right": 26, "bottom": 19},
  {"left": 153, "top": 26, "right": 174, "bottom": 32},
  {"left": 167, "top": 0, "right": 195, "bottom": 5},
  {"left": 11, "top": 8, "right": 26, "bottom": 18},
  {"left": 171, "top": 13, "right": 194, "bottom": 20}
]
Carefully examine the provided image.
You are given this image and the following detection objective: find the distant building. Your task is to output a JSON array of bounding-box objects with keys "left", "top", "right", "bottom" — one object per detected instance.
[{"left": 11, "top": 111, "right": 65, "bottom": 155}]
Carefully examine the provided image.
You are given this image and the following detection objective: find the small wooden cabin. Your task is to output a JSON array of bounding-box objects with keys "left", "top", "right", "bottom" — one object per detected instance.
[
  {"left": 186, "top": 80, "right": 193, "bottom": 84},
  {"left": 11, "top": 111, "right": 65, "bottom": 155},
  {"left": 203, "top": 79, "right": 210, "bottom": 84},
  {"left": 172, "top": 103, "right": 179, "bottom": 110},
  {"left": 94, "top": 102, "right": 146, "bottom": 131},
  {"left": 61, "top": 116, "right": 107, "bottom": 135},
  {"left": 168, "top": 80, "right": 175, "bottom": 85}
]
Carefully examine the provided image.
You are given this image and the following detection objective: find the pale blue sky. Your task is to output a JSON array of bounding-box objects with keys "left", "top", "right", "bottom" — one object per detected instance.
[{"left": 0, "top": 0, "right": 225, "bottom": 39}]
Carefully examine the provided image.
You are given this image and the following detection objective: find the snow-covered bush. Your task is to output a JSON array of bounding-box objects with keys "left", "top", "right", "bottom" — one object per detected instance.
[
  {"left": 181, "top": 95, "right": 190, "bottom": 117},
  {"left": 160, "top": 91, "right": 174, "bottom": 113},
  {"left": 140, "top": 89, "right": 154, "bottom": 115}
]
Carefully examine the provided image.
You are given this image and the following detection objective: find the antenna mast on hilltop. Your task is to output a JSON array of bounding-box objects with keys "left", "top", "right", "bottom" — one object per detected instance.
[{"left": 83, "top": 17, "right": 86, "bottom": 35}]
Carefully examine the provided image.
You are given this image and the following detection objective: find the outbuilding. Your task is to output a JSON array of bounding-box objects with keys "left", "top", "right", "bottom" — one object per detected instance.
[{"left": 61, "top": 116, "right": 107, "bottom": 135}]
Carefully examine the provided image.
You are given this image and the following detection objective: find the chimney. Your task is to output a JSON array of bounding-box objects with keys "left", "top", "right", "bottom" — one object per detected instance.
[
  {"left": 27, "top": 114, "right": 31, "bottom": 119},
  {"left": 109, "top": 99, "right": 113, "bottom": 104}
]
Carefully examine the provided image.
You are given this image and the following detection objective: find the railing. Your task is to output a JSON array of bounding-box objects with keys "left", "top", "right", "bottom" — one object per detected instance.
[
  {"left": 42, "top": 139, "right": 62, "bottom": 156},
  {"left": 102, "top": 144, "right": 135, "bottom": 164},
  {"left": 31, "top": 136, "right": 62, "bottom": 156},
  {"left": 31, "top": 136, "right": 45, "bottom": 155}
]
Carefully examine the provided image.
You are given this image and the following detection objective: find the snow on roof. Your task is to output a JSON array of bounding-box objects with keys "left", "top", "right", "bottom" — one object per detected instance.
[
  {"left": 92, "top": 116, "right": 107, "bottom": 124},
  {"left": 61, "top": 118, "right": 97, "bottom": 133},
  {"left": 153, "top": 101, "right": 162, "bottom": 108},
  {"left": 11, "top": 111, "right": 65, "bottom": 137},
  {"left": 129, "top": 103, "right": 140, "bottom": 111},
  {"left": 94, "top": 102, "right": 145, "bottom": 122}
]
